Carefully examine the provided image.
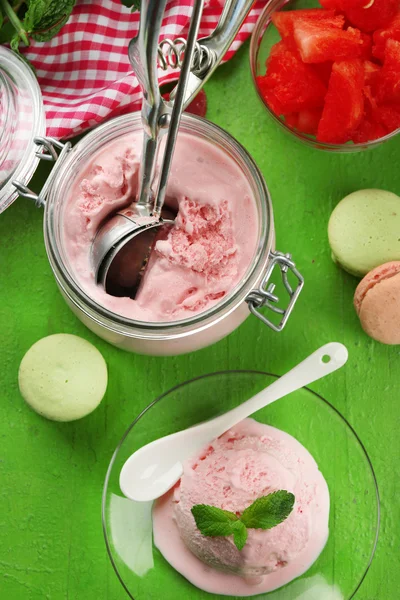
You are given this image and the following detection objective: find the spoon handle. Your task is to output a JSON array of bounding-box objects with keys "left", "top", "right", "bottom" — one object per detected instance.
[{"left": 215, "top": 342, "right": 348, "bottom": 434}]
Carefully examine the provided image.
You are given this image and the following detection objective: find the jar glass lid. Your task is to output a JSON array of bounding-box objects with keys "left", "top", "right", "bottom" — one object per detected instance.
[{"left": 0, "top": 46, "right": 46, "bottom": 213}]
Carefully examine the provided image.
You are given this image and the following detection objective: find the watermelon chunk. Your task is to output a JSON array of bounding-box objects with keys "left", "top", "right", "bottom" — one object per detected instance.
[
  {"left": 360, "top": 32, "right": 373, "bottom": 59},
  {"left": 345, "top": 0, "right": 399, "bottom": 33},
  {"left": 363, "top": 83, "right": 378, "bottom": 110},
  {"left": 284, "top": 113, "right": 299, "bottom": 129},
  {"left": 376, "top": 39, "right": 400, "bottom": 103},
  {"left": 293, "top": 19, "right": 363, "bottom": 63},
  {"left": 257, "top": 43, "right": 327, "bottom": 114},
  {"left": 317, "top": 59, "right": 365, "bottom": 143},
  {"left": 297, "top": 108, "right": 323, "bottom": 134},
  {"left": 282, "top": 109, "right": 323, "bottom": 135},
  {"left": 373, "top": 13, "right": 400, "bottom": 60},
  {"left": 269, "top": 39, "right": 287, "bottom": 58},
  {"left": 374, "top": 103, "right": 400, "bottom": 131},
  {"left": 313, "top": 61, "right": 333, "bottom": 86},
  {"left": 364, "top": 60, "right": 380, "bottom": 87},
  {"left": 320, "top": 0, "right": 366, "bottom": 8},
  {"left": 271, "top": 9, "right": 343, "bottom": 39},
  {"left": 352, "top": 119, "right": 387, "bottom": 142}
]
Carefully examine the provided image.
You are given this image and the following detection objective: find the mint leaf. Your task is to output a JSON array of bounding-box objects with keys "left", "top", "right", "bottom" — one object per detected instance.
[
  {"left": 240, "top": 491, "right": 295, "bottom": 530},
  {"left": 191, "top": 505, "right": 238, "bottom": 537},
  {"left": 191, "top": 490, "right": 294, "bottom": 551},
  {"left": 0, "top": 20, "right": 15, "bottom": 44},
  {"left": 231, "top": 520, "right": 248, "bottom": 551},
  {"left": 24, "top": 0, "right": 75, "bottom": 42}
]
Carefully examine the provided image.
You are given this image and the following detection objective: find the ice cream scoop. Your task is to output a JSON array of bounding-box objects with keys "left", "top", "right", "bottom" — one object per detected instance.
[
  {"left": 92, "top": 0, "right": 256, "bottom": 298},
  {"left": 354, "top": 260, "right": 400, "bottom": 344},
  {"left": 92, "top": 0, "right": 204, "bottom": 298},
  {"left": 120, "top": 342, "right": 348, "bottom": 502}
]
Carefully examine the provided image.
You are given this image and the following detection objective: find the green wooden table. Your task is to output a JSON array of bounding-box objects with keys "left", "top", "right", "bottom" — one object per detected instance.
[{"left": 1, "top": 43, "right": 399, "bottom": 599}]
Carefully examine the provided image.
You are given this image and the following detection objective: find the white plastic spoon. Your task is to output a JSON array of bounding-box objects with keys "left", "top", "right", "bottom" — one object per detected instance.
[{"left": 120, "top": 342, "right": 348, "bottom": 502}]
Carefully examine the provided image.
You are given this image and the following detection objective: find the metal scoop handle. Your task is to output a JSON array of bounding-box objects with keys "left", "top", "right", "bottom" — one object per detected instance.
[
  {"left": 152, "top": 0, "right": 205, "bottom": 217},
  {"left": 129, "top": 0, "right": 205, "bottom": 216},
  {"left": 128, "top": 0, "right": 170, "bottom": 211},
  {"left": 130, "top": 0, "right": 253, "bottom": 215},
  {"left": 173, "top": 0, "right": 255, "bottom": 107}
]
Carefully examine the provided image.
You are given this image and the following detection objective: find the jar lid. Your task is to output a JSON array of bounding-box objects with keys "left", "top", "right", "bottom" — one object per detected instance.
[{"left": 0, "top": 46, "right": 46, "bottom": 213}]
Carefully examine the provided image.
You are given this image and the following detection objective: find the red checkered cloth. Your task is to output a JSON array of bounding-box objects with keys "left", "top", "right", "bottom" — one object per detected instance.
[{"left": 21, "top": 0, "right": 265, "bottom": 140}]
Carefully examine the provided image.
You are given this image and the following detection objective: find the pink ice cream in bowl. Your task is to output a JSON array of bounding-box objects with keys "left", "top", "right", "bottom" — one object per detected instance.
[{"left": 102, "top": 364, "right": 379, "bottom": 600}]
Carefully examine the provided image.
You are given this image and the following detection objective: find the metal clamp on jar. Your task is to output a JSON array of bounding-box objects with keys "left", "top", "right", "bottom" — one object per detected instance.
[{"left": 0, "top": 0, "right": 304, "bottom": 356}]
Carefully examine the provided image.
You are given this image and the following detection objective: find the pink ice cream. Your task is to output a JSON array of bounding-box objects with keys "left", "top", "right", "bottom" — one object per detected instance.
[
  {"left": 62, "top": 131, "right": 258, "bottom": 322},
  {"left": 153, "top": 418, "right": 330, "bottom": 596}
]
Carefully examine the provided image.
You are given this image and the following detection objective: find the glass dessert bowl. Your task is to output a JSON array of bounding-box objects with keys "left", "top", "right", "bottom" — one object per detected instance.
[
  {"left": 250, "top": 0, "right": 400, "bottom": 152},
  {"left": 102, "top": 371, "right": 380, "bottom": 600}
]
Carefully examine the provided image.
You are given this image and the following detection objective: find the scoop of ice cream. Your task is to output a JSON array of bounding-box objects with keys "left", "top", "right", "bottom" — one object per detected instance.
[
  {"left": 153, "top": 418, "right": 330, "bottom": 591},
  {"left": 172, "top": 419, "right": 328, "bottom": 578},
  {"left": 136, "top": 199, "right": 238, "bottom": 317}
]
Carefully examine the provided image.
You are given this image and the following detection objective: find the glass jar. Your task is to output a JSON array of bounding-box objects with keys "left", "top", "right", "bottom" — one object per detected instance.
[
  {"left": 0, "top": 46, "right": 45, "bottom": 212},
  {"left": 2, "top": 47, "right": 303, "bottom": 356}
]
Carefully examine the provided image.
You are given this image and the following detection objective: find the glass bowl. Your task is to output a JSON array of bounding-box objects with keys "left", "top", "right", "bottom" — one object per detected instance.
[
  {"left": 249, "top": 0, "right": 400, "bottom": 152},
  {"left": 102, "top": 371, "right": 380, "bottom": 599}
]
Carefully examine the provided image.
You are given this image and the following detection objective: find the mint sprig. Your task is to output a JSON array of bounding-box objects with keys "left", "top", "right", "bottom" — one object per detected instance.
[
  {"left": 191, "top": 490, "right": 295, "bottom": 551},
  {"left": 0, "top": 0, "right": 76, "bottom": 49},
  {"left": 0, "top": 0, "right": 139, "bottom": 65},
  {"left": 191, "top": 505, "right": 238, "bottom": 537}
]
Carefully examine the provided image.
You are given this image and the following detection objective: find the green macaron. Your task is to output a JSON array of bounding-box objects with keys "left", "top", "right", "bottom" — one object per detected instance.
[
  {"left": 18, "top": 334, "right": 108, "bottom": 422},
  {"left": 328, "top": 189, "right": 400, "bottom": 277}
]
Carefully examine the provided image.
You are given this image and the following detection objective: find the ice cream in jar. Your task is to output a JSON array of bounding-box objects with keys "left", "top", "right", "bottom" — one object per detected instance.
[{"left": 62, "top": 129, "right": 259, "bottom": 323}]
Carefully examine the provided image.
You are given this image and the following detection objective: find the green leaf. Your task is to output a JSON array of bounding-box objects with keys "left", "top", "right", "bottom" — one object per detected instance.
[
  {"left": 231, "top": 520, "right": 248, "bottom": 551},
  {"left": 0, "top": 19, "right": 16, "bottom": 44},
  {"left": 24, "top": 0, "right": 75, "bottom": 42},
  {"left": 10, "top": 30, "right": 20, "bottom": 50},
  {"left": 191, "top": 504, "right": 238, "bottom": 537},
  {"left": 8, "top": 31, "right": 35, "bottom": 70},
  {"left": 0, "top": 0, "right": 29, "bottom": 45},
  {"left": 0, "top": 12, "right": 3, "bottom": 29},
  {"left": 240, "top": 491, "right": 295, "bottom": 530},
  {"left": 121, "top": 0, "right": 140, "bottom": 10},
  {"left": 191, "top": 491, "right": 295, "bottom": 552}
]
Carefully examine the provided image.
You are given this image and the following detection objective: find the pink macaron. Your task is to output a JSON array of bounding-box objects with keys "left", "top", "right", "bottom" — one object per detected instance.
[{"left": 354, "top": 261, "right": 400, "bottom": 345}]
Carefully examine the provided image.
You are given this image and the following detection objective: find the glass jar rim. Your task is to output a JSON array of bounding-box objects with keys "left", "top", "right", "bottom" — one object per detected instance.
[
  {"left": 44, "top": 112, "right": 274, "bottom": 336},
  {"left": 0, "top": 46, "right": 46, "bottom": 212}
]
